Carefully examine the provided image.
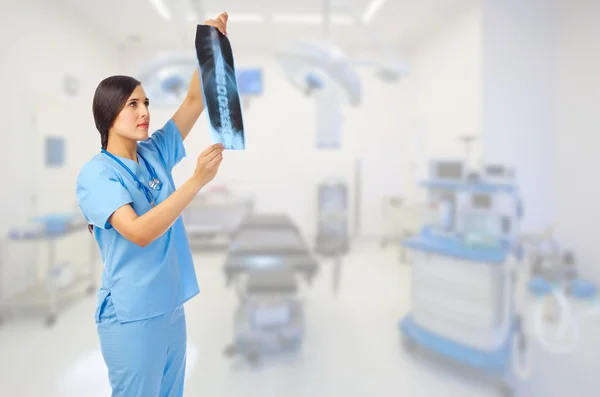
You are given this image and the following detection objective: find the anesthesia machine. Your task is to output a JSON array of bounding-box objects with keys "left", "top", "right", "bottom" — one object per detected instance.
[{"left": 399, "top": 160, "right": 600, "bottom": 395}]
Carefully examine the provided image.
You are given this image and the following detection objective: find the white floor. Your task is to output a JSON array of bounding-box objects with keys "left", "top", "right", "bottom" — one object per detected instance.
[{"left": 0, "top": 241, "right": 503, "bottom": 397}]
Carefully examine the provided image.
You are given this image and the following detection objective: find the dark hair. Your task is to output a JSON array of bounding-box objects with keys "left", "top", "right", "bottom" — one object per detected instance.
[
  {"left": 88, "top": 75, "right": 141, "bottom": 234},
  {"left": 92, "top": 75, "right": 141, "bottom": 150}
]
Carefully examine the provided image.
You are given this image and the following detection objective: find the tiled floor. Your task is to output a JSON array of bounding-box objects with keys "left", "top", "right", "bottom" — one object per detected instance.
[{"left": 0, "top": 241, "right": 504, "bottom": 397}]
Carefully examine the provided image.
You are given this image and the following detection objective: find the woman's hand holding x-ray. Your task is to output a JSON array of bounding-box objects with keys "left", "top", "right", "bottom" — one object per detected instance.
[
  {"left": 204, "top": 11, "right": 228, "bottom": 36},
  {"left": 193, "top": 143, "right": 224, "bottom": 187},
  {"left": 108, "top": 143, "right": 223, "bottom": 247}
]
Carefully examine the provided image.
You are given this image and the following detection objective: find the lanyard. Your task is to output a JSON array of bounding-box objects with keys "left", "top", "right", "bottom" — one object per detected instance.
[{"left": 101, "top": 148, "right": 162, "bottom": 207}]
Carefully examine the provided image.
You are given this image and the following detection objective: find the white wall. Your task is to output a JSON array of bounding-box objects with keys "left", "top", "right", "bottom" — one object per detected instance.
[
  {"left": 0, "top": 0, "right": 122, "bottom": 297},
  {"left": 119, "top": 6, "right": 482, "bottom": 239},
  {"left": 0, "top": 0, "right": 123, "bottom": 225},
  {"left": 121, "top": 52, "right": 355, "bottom": 239},
  {"left": 553, "top": 0, "right": 600, "bottom": 283},
  {"left": 398, "top": 6, "right": 482, "bottom": 201},
  {"left": 0, "top": 0, "right": 481, "bottom": 242},
  {"left": 0, "top": 1, "right": 482, "bottom": 303},
  {"left": 478, "top": 0, "right": 600, "bottom": 395},
  {"left": 482, "top": 0, "right": 556, "bottom": 233},
  {"left": 516, "top": 0, "right": 600, "bottom": 395}
]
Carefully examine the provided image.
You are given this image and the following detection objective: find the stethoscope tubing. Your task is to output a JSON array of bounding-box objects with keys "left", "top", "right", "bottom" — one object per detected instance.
[{"left": 100, "top": 148, "right": 162, "bottom": 207}]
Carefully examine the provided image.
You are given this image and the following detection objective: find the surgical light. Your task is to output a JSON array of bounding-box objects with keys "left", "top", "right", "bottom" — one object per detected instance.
[
  {"left": 137, "top": 52, "right": 197, "bottom": 108},
  {"left": 137, "top": 52, "right": 262, "bottom": 109},
  {"left": 276, "top": 40, "right": 362, "bottom": 106},
  {"left": 275, "top": 0, "right": 409, "bottom": 108}
]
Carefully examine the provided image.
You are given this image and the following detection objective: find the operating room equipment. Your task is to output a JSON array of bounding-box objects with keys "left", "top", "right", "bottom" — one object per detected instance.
[
  {"left": 0, "top": 212, "right": 97, "bottom": 327},
  {"left": 223, "top": 218, "right": 318, "bottom": 287},
  {"left": 428, "top": 159, "right": 466, "bottom": 183},
  {"left": 276, "top": 0, "right": 409, "bottom": 102},
  {"left": 514, "top": 228, "right": 600, "bottom": 358},
  {"left": 399, "top": 162, "right": 523, "bottom": 396},
  {"left": 234, "top": 213, "right": 302, "bottom": 234},
  {"left": 483, "top": 164, "right": 516, "bottom": 186},
  {"left": 136, "top": 51, "right": 263, "bottom": 110},
  {"left": 315, "top": 180, "right": 350, "bottom": 257},
  {"left": 315, "top": 180, "right": 349, "bottom": 296},
  {"left": 399, "top": 158, "right": 600, "bottom": 394},
  {"left": 275, "top": 0, "right": 408, "bottom": 149},
  {"left": 222, "top": 213, "right": 319, "bottom": 365},
  {"left": 182, "top": 188, "right": 253, "bottom": 250}
]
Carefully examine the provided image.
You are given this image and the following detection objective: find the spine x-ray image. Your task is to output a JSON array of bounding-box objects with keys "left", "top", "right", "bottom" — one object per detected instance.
[{"left": 195, "top": 25, "right": 246, "bottom": 150}]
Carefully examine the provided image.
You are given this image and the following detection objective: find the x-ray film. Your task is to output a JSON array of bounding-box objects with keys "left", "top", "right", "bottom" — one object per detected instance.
[{"left": 195, "top": 25, "right": 246, "bottom": 150}]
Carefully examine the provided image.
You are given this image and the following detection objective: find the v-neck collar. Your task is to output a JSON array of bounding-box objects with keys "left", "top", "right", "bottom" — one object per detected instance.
[
  {"left": 116, "top": 154, "right": 140, "bottom": 170},
  {"left": 101, "top": 149, "right": 144, "bottom": 177}
]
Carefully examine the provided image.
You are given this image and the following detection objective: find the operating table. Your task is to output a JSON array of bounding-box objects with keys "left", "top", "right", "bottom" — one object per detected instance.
[
  {"left": 236, "top": 213, "right": 301, "bottom": 233},
  {"left": 222, "top": 213, "right": 319, "bottom": 364},
  {"left": 224, "top": 227, "right": 319, "bottom": 286}
]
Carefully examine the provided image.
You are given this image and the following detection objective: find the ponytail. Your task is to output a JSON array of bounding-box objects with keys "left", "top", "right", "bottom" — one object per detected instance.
[
  {"left": 101, "top": 130, "right": 108, "bottom": 150},
  {"left": 89, "top": 75, "right": 141, "bottom": 236}
]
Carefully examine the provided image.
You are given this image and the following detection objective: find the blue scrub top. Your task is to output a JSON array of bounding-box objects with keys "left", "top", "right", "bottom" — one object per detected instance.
[{"left": 76, "top": 119, "right": 199, "bottom": 323}]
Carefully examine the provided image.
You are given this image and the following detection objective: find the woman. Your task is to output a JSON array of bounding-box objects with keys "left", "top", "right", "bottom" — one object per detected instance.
[{"left": 75, "top": 13, "right": 229, "bottom": 397}]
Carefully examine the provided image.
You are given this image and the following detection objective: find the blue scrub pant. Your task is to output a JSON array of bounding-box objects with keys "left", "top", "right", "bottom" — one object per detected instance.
[{"left": 96, "top": 294, "right": 187, "bottom": 397}]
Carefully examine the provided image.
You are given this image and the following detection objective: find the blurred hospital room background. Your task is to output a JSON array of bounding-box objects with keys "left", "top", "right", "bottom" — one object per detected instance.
[{"left": 0, "top": 0, "right": 599, "bottom": 396}]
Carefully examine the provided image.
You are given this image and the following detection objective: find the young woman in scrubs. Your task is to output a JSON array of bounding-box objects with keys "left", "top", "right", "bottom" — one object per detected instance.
[{"left": 75, "top": 13, "right": 229, "bottom": 397}]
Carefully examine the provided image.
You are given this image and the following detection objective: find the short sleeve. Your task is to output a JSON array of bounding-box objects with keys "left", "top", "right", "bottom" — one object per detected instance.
[
  {"left": 76, "top": 161, "right": 133, "bottom": 229},
  {"left": 143, "top": 119, "right": 187, "bottom": 171}
]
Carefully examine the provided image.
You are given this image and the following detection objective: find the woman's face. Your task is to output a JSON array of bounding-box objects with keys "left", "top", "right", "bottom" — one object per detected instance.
[{"left": 111, "top": 84, "right": 150, "bottom": 142}]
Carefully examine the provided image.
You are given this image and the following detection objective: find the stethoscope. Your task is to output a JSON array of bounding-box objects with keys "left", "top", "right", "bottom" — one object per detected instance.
[{"left": 101, "top": 148, "right": 162, "bottom": 207}]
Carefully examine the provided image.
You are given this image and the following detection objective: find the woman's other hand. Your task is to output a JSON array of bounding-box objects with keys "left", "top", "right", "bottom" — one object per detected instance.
[{"left": 193, "top": 143, "right": 224, "bottom": 187}]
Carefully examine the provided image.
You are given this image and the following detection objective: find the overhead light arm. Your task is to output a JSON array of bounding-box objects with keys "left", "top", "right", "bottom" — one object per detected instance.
[
  {"left": 362, "top": 0, "right": 387, "bottom": 23},
  {"left": 148, "top": 0, "right": 172, "bottom": 20},
  {"left": 324, "top": 0, "right": 332, "bottom": 41}
]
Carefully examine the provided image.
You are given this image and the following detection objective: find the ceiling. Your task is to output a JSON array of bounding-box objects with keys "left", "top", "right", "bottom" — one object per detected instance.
[{"left": 59, "top": 0, "right": 478, "bottom": 56}]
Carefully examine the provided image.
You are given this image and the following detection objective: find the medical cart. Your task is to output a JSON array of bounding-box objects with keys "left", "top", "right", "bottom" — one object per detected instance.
[
  {"left": 0, "top": 213, "right": 97, "bottom": 327},
  {"left": 399, "top": 160, "right": 522, "bottom": 396}
]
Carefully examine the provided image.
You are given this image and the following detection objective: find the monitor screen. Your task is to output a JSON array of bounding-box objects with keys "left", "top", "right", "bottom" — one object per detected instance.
[
  {"left": 236, "top": 68, "right": 263, "bottom": 95},
  {"left": 436, "top": 162, "right": 463, "bottom": 179},
  {"left": 485, "top": 165, "right": 506, "bottom": 176},
  {"left": 502, "top": 216, "right": 511, "bottom": 234},
  {"left": 45, "top": 137, "right": 65, "bottom": 167},
  {"left": 472, "top": 193, "right": 491, "bottom": 208}
]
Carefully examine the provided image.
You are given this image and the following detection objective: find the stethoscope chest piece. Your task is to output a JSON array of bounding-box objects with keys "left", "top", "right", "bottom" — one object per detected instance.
[
  {"left": 148, "top": 178, "right": 162, "bottom": 191},
  {"left": 100, "top": 148, "right": 163, "bottom": 206}
]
